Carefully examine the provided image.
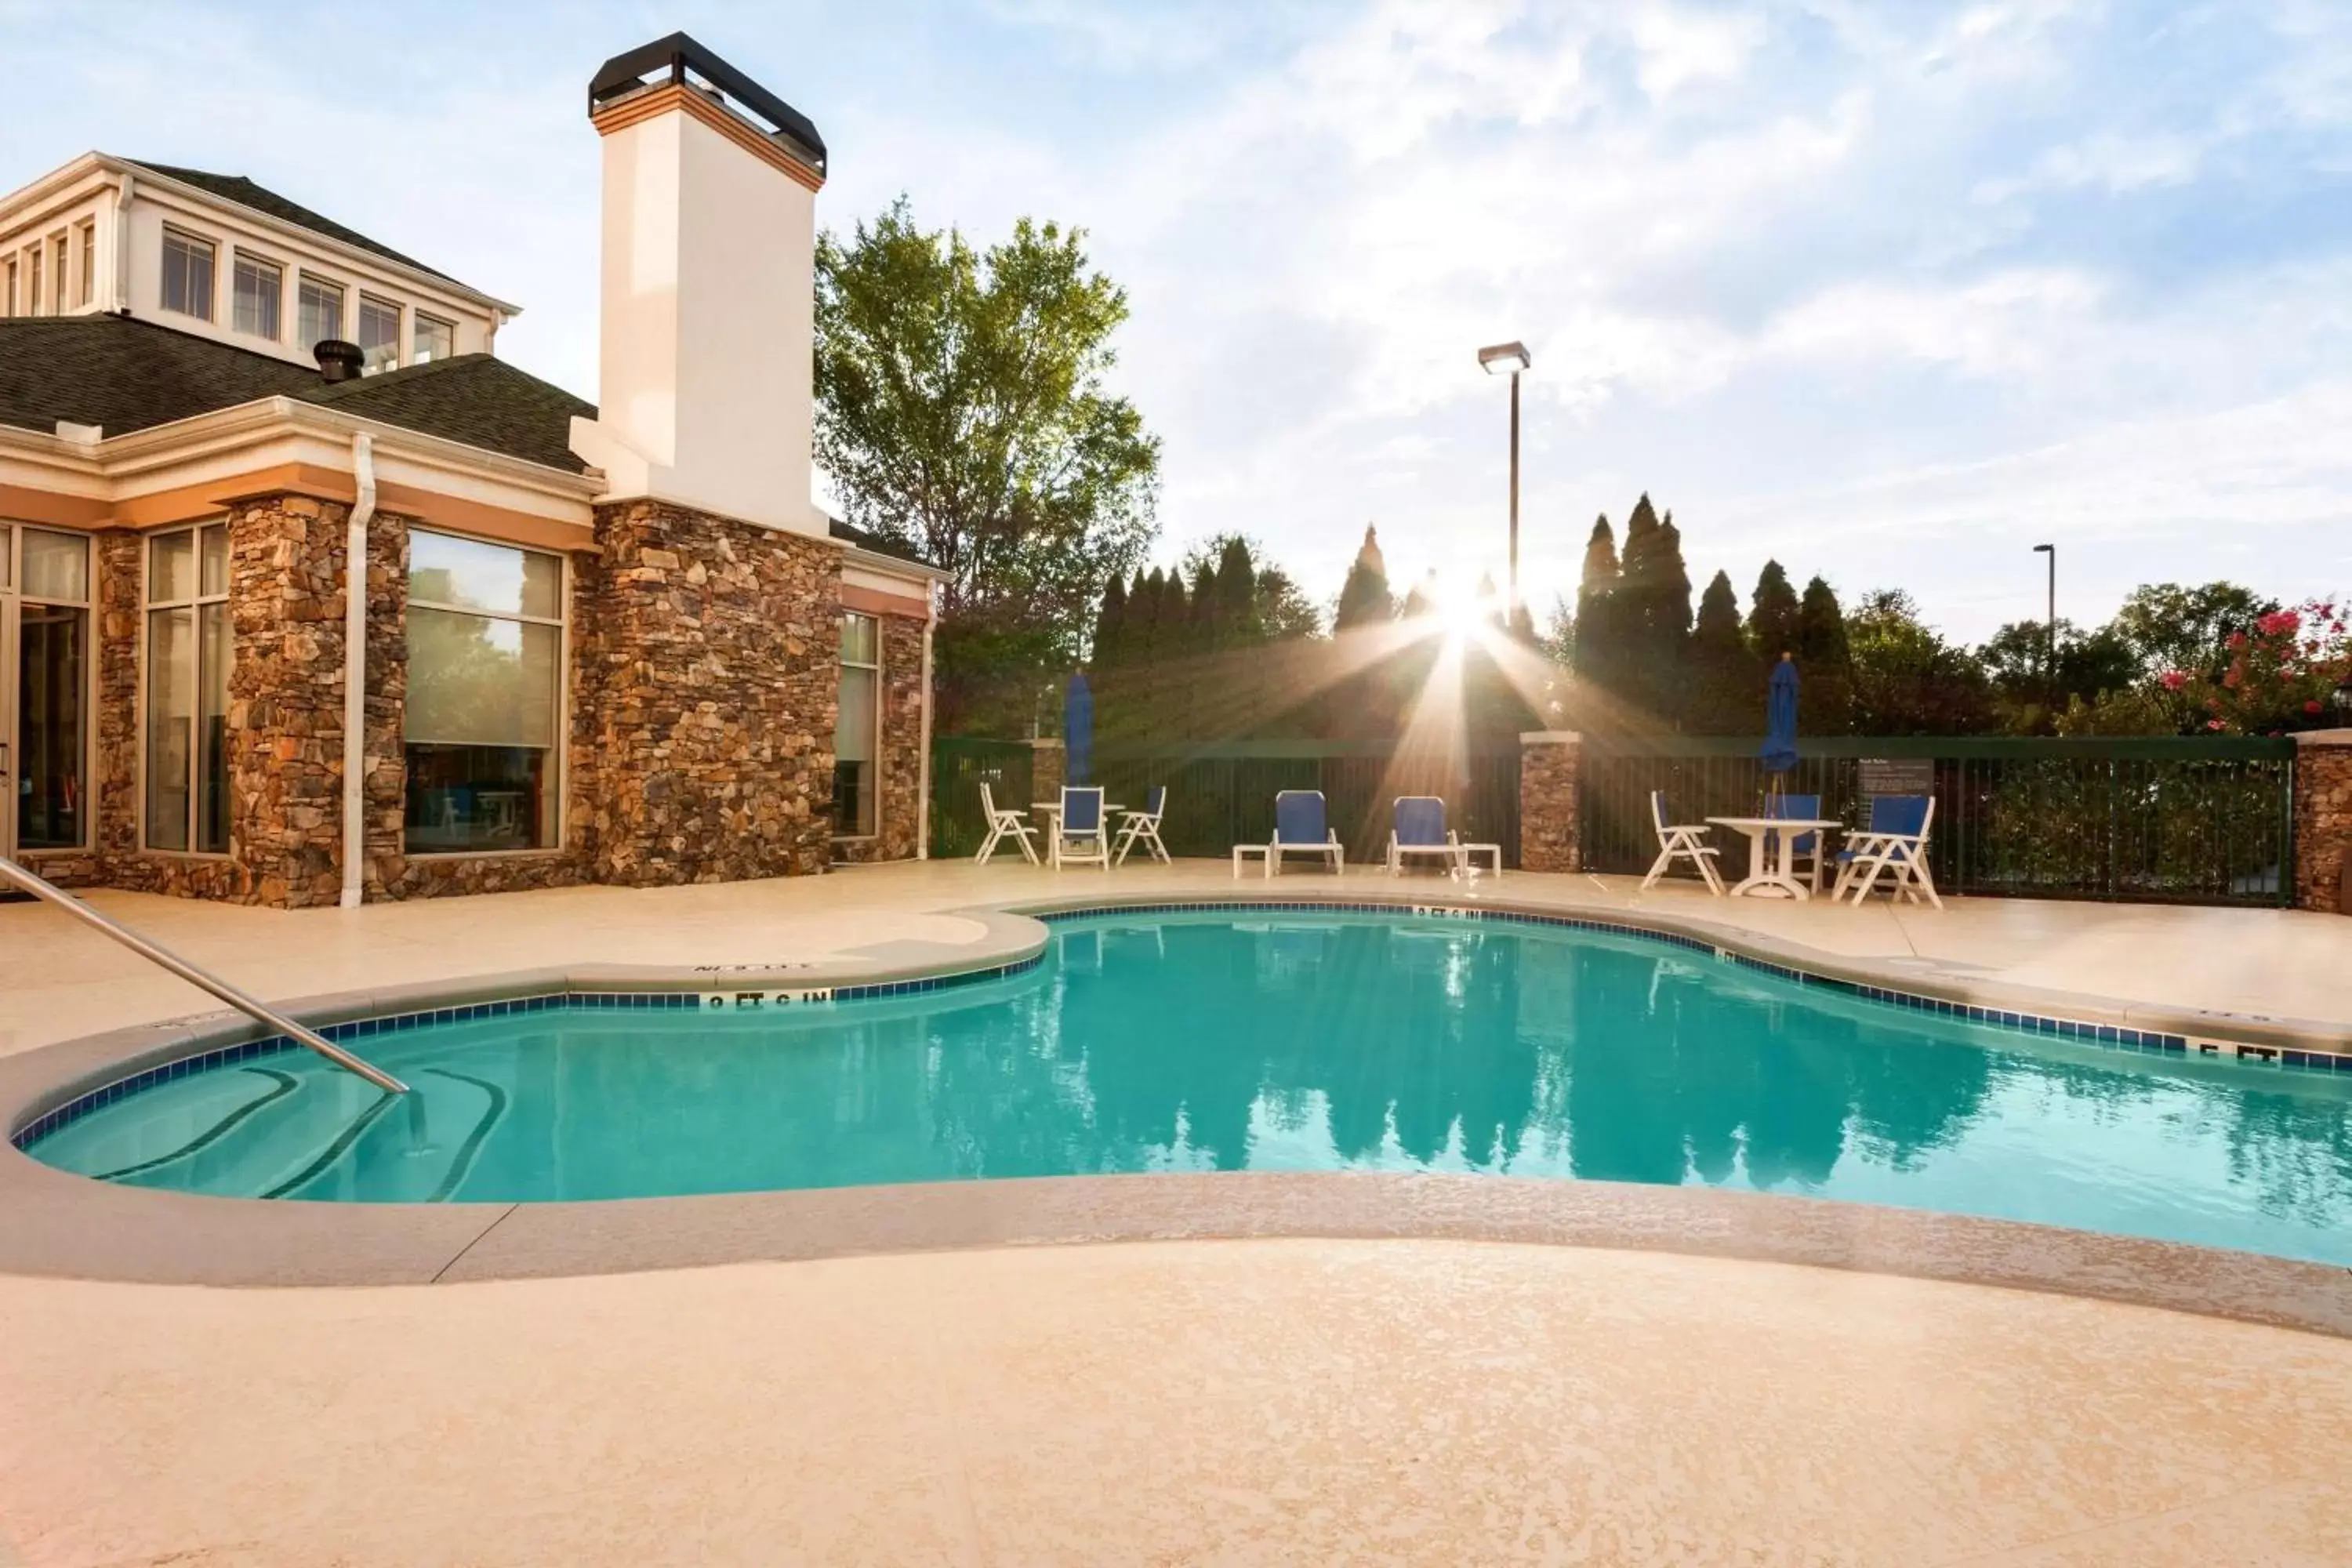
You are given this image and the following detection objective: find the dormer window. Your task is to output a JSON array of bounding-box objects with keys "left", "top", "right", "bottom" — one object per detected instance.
[
  {"left": 297, "top": 274, "right": 343, "bottom": 352},
  {"left": 232, "top": 252, "right": 282, "bottom": 341},
  {"left": 415, "top": 311, "right": 455, "bottom": 363},
  {"left": 358, "top": 293, "right": 401, "bottom": 372},
  {"left": 160, "top": 227, "right": 215, "bottom": 321}
]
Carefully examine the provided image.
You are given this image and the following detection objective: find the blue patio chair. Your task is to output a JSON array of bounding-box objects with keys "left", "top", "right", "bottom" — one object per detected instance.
[
  {"left": 1112, "top": 785, "right": 1171, "bottom": 866},
  {"left": 1265, "top": 789, "right": 1342, "bottom": 878},
  {"left": 1052, "top": 786, "right": 1110, "bottom": 870},
  {"left": 1385, "top": 796, "right": 1462, "bottom": 877},
  {"left": 1765, "top": 793, "right": 1826, "bottom": 892},
  {"left": 1834, "top": 794, "right": 1942, "bottom": 908}
]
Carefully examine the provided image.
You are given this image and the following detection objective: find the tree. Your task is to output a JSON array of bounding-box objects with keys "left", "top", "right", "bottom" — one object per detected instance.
[
  {"left": 1685, "top": 570, "right": 1754, "bottom": 733},
  {"left": 2110, "top": 582, "right": 2278, "bottom": 686},
  {"left": 815, "top": 197, "right": 1160, "bottom": 729},
  {"left": 1746, "top": 561, "right": 1802, "bottom": 664},
  {"left": 1846, "top": 590, "right": 1996, "bottom": 735},
  {"left": 1980, "top": 618, "right": 2140, "bottom": 731},
  {"left": 1795, "top": 576, "right": 1855, "bottom": 734},
  {"left": 1615, "top": 495, "right": 1693, "bottom": 719},
  {"left": 1091, "top": 572, "right": 1129, "bottom": 667},
  {"left": 1255, "top": 568, "right": 1323, "bottom": 641},
  {"left": 1334, "top": 525, "right": 1396, "bottom": 631},
  {"left": 1573, "top": 515, "right": 1621, "bottom": 691}
]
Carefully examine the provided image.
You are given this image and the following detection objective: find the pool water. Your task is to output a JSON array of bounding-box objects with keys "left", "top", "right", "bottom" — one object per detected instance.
[{"left": 24, "top": 912, "right": 2352, "bottom": 1262}]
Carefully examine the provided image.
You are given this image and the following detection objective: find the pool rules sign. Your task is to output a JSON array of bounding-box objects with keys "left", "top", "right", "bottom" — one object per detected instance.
[{"left": 1858, "top": 758, "right": 1935, "bottom": 797}]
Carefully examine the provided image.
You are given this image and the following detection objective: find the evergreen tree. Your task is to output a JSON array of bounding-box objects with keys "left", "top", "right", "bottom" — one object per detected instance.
[
  {"left": 1334, "top": 524, "right": 1396, "bottom": 631},
  {"left": 1400, "top": 570, "right": 1439, "bottom": 621},
  {"left": 1188, "top": 558, "right": 1221, "bottom": 658},
  {"left": 1747, "top": 560, "right": 1802, "bottom": 663},
  {"left": 1617, "top": 495, "right": 1693, "bottom": 718},
  {"left": 1796, "top": 575, "right": 1855, "bottom": 734},
  {"left": 1091, "top": 572, "right": 1128, "bottom": 668},
  {"left": 1686, "top": 570, "right": 1755, "bottom": 734},
  {"left": 1214, "top": 536, "right": 1261, "bottom": 644},
  {"left": 1573, "top": 515, "right": 1621, "bottom": 690},
  {"left": 1136, "top": 566, "right": 1169, "bottom": 664}
]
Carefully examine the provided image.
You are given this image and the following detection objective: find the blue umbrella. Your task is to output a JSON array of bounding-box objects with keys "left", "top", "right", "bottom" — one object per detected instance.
[
  {"left": 1064, "top": 672, "right": 1094, "bottom": 786},
  {"left": 1760, "top": 654, "right": 1800, "bottom": 779}
]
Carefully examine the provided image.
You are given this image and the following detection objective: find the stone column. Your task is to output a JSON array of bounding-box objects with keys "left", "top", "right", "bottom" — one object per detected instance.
[
  {"left": 1518, "top": 730, "right": 1581, "bottom": 873},
  {"left": 1029, "top": 738, "right": 1065, "bottom": 806},
  {"left": 2293, "top": 728, "right": 2352, "bottom": 913}
]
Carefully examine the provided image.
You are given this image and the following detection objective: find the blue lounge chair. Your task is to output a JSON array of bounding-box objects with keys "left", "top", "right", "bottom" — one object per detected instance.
[
  {"left": 1834, "top": 794, "right": 1941, "bottom": 908},
  {"left": 1264, "top": 789, "right": 1342, "bottom": 877},
  {"left": 1052, "top": 786, "right": 1109, "bottom": 870},
  {"left": 1385, "top": 796, "right": 1461, "bottom": 877}
]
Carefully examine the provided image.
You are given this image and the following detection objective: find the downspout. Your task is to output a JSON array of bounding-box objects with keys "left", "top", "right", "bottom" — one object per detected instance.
[
  {"left": 110, "top": 170, "right": 133, "bottom": 313},
  {"left": 916, "top": 583, "right": 936, "bottom": 859},
  {"left": 340, "top": 434, "right": 376, "bottom": 909}
]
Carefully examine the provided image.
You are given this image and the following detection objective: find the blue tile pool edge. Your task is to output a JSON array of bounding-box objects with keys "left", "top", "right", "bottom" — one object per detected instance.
[{"left": 16, "top": 898, "right": 2344, "bottom": 1154}]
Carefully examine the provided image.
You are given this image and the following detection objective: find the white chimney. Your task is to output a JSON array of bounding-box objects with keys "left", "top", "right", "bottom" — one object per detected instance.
[{"left": 569, "top": 34, "right": 827, "bottom": 537}]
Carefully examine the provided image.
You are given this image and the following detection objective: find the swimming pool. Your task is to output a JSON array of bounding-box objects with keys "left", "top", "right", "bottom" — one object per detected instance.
[{"left": 21, "top": 909, "right": 2352, "bottom": 1264}]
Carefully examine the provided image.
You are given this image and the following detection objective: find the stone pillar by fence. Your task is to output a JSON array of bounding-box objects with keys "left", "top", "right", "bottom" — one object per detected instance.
[
  {"left": 2294, "top": 729, "right": 2352, "bottom": 914},
  {"left": 1029, "top": 738, "right": 1065, "bottom": 806},
  {"left": 1519, "top": 731, "right": 1581, "bottom": 873}
]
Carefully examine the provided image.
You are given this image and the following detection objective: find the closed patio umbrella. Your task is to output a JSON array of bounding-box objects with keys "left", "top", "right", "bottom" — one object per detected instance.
[
  {"left": 1064, "top": 672, "right": 1094, "bottom": 786},
  {"left": 1760, "top": 653, "right": 1799, "bottom": 801}
]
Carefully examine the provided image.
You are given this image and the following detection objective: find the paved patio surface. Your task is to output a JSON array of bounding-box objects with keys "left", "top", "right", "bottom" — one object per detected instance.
[{"left": 4, "top": 862, "right": 2351, "bottom": 1563}]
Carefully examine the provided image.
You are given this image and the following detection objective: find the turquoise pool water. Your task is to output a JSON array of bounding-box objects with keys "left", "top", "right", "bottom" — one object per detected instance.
[{"left": 22, "top": 911, "right": 2352, "bottom": 1261}]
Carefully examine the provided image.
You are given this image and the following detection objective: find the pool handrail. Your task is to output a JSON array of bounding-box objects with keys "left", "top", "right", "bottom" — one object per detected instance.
[{"left": 0, "top": 855, "right": 408, "bottom": 1095}]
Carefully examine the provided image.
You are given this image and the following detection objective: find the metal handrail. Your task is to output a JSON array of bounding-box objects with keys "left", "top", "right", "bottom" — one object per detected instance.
[{"left": 0, "top": 856, "right": 408, "bottom": 1094}]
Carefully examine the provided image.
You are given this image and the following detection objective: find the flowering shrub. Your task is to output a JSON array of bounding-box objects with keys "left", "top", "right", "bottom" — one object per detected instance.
[{"left": 2162, "top": 599, "right": 2352, "bottom": 734}]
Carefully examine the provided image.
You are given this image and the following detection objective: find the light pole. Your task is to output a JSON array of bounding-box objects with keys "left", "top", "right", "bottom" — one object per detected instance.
[
  {"left": 1478, "top": 341, "right": 1531, "bottom": 615},
  {"left": 2032, "top": 543, "right": 2056, "bottom": 713}
]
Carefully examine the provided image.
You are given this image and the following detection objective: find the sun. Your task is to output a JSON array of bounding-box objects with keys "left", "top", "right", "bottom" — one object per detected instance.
[{"left": 1431, "top": 572, "right": 1500, "bottom": 646}]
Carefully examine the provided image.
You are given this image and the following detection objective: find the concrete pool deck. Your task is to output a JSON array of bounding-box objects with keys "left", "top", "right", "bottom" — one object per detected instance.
[{"left": 4, "top": 862, "right": 2352, "bottom": 1563}]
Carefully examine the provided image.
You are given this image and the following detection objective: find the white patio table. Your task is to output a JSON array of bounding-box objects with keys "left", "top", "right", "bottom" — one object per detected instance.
[
  {"left": 1704, "top": 815, "right": 1841, "bottom": 900},
  {"left": 1032, "top": 801, "right": 1123, "bottom": 870}
]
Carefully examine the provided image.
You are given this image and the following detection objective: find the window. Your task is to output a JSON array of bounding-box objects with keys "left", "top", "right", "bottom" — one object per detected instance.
[
  {"left": 78, "top": 222, "right": 94, "bottom": 307},
  {"left": 27, "top": 245, "right": 42, "bottom": 315},
  {"left": 4, "top": 257, "right": 15, "bottom": 316},
  {"left": 832, "top": 612, "right": 880, "bottom": 836},
  {"left": 404, "top": 530, "right": 564, "bottom": 854},
  {"left": 11, "top": 528, "right": 93, "bottom": 851},
  {"left": 413, "top": 311, "right": 456, "bottom": 363},
  {"left": 160, "top": 228, "right": 214, "bottom": 321},
  {"left": 52, "top": 235, "right": 67, "bottom": 308},
  {"left": 297, "top": 274, "right": 344, "bottom": 352},
  {"left": 357, "top": 294, "right": 401, "bottom": 372},
  {"left": 143, "top": 523, "right": 231, "bottom": 854},
  {"left": 232, "top": 253, "right": 281, "bottom": 340}
]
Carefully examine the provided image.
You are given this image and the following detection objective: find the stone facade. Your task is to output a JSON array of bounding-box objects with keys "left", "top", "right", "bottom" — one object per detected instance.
[
  {"left": 1518, "top": 731, "right": 1581, "bottom": 874},
  {"left": 831, "top": 608, "right": 929, "bottom": 865},
  {"left": 1029, "top": 739, "right": 1065, "bottom": 804},
  {"left": 2293, "top": 731, "right": 2352, "bottom": 914}
]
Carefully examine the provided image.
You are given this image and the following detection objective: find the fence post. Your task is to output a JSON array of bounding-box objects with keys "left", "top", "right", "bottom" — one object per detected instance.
[
  {"left": 1519, "top": 731, "right": 1582, "bottom": 873},
  {"left": 1029, "top": 739, "right": 1065, "bottom": 808},
  {"left": 2292, "top": 728, "right": 2352, "bottom": 913}
]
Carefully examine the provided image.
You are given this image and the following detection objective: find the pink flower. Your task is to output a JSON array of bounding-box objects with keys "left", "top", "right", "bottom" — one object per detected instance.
[
  {"left": 2307, "top": 700, "right": 2325, "bottom": 715},
  {"left": 2158, "top": 670, "right": 2188, "bottom": 691},
  {"left": 2206, "top": 718, "right": 2225, "bottom": 731},
  {"left": 2257, "top": 610, "right": 2301, "bottom": 637},
  {"left": 2223, "top": 669, "right": 2241, "bottom": 688},
  {"left": 2227, "top": 631, "right": 2248, "bottom": 650}
]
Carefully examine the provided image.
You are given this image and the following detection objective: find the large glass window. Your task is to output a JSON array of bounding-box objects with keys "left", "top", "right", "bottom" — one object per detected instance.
[
  {"left": 11, "top": 528, "right": 92, "bottom": 851},
  {"left": 78, "top": 223, "right": 94, "bottom": 307},
  {"left": 358, "top": 294, "right": 401, "bottom": 372},
  {"left": 232, "top": 252, "right": 281, "bottom": 340},
  {"left": 831, "top": 612, "right": 879, "bottom": 836},
  {"left": 160, "top": 228, "right": 214, "bottom": 321},
  {"left": 27, "top": 245, "right": 43, "bottom": 316},
  {"left": 413, "top": 311, "right": 456, "bottom": 363},
  {"left": 298, "top": 274, "right": 344, "bottom": 351},
  {"left": 144, "top": 523, "right": 230, "bottom": 853},
  {"left": 405, "top": 530, "right": 563, "bottom": 854}
]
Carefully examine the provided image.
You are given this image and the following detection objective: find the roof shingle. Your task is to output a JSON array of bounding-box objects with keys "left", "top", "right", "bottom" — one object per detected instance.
[{"left": 125, "top": 162, "right": 468, "bottom": 289}]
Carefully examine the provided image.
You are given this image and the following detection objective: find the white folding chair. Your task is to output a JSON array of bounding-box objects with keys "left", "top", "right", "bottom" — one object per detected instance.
[
  {"left": 1113, "top": 786, "right": 1171, "bottom": 866},
  {"left": 1836, "top": 795, "right": 1942, "bottom": 909},
  {"left": 1642, "top": 789, "right": 1724, "bottom": 895},
  {"left": 975, "top": 782, "right": 1040, "bottom": 866}
]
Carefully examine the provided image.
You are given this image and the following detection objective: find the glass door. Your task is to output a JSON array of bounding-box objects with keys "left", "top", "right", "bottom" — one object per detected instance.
[{"left": 2, "top": 524, "right": 94, "bottom": 862}]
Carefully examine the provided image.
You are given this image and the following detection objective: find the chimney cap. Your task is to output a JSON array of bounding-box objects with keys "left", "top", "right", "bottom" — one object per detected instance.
[
  {"left": 313, "top": 339, "right": 365, "bottom": 383},
  {"left": 589, "top": 32, "right": 827, "bottom": 176}
]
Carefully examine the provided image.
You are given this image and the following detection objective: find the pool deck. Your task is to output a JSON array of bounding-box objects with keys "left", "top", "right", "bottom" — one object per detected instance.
[{"left": 5, "top": 862, "right": 2352, "bottom": 1564}]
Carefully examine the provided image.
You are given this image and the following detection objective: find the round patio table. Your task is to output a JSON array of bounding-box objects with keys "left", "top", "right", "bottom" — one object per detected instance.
[
  {"left": 1033, "top": 801, "right": 1124, "bottom": 870},
  {"left": 1705, "top": 816, "right": 1841, "bottom": 900}
]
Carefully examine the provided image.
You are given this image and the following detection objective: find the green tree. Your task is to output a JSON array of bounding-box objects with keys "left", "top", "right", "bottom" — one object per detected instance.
[
  {"left": 814, "top": 196, "right": 1160, "bottom": 729},
  {"left": 1090, "top": 572, "right": 1129, "bottom": 668},
  {"left": 1334, "top": 525, "right": 1396, "bottom": 631},
  {"left": 1573, "top": 515, "right": 1621, "bottom": 691},
  {"left": 1685, "top": 570, "right": 1755, "bottom": 733},
  {"left": 1980, "top": 618, "right": 2140, "bottom": 731},
  {"left": 1255, "top": 568, "right": 1323, "bottom": 641},
  {"left": 1795, "top": 576, "right": 1855, "bottom": 734},
  {"left": 1746, "top": 560, "right": 1802, "bottom": 664},
  {"left": 1616, "top": 496, "right": 1693, "bottom": 720},
  {"left": 1847, "top": 590, "right": 1996, "bottom": 735},
  {"left": 2109, "top": 582, "right": 2278, "bottom": 684}
]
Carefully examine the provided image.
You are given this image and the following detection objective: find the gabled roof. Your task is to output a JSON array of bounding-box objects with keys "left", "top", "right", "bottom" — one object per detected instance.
[
  {"left": 124, "top": 161, "right": 469, "bottom": 290},
  {"left": 0, "top": 314, "right": 588, "bottom": 471}
]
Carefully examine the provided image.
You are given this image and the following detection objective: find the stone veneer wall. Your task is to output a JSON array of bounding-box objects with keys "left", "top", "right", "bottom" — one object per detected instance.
[
  {"left": 1518, "top": 732, "right": 1581, "bottom": 873},
  {"left": 2293, "top": 731, "right": 2352, "bottom": 914},
  {"left": 569, "top": 498, "right": 840, "bottom": 886},
  {"left": 831, "top": 609, "right": 928, "bottom": 864}
]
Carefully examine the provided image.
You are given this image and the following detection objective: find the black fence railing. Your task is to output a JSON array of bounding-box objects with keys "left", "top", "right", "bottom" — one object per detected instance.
[
  {"left": 929, "top": 739, "right": 1522, "bottom": 869},
  {"left": 1578, "top": 735, "right": 2298, "bottom": 906}
]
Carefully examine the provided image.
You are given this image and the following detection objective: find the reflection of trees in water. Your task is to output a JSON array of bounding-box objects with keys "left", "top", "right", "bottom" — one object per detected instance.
[{"left": 2223, "top": 1087, "right": 2352, "bottom": 1229}]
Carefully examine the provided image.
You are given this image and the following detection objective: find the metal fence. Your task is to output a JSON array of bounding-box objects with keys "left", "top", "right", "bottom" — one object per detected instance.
[
  {"left": 929, "top": 739, "right": 1522, "bottom": 868},
  {"left": 1578, "top": 735, "right": 2298, "bottom": 906}
]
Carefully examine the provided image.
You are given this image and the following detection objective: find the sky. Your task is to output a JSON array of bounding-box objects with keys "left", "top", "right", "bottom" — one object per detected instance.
[{"left": 6, "top": 0, "right": 2350, "bottom": 641}]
